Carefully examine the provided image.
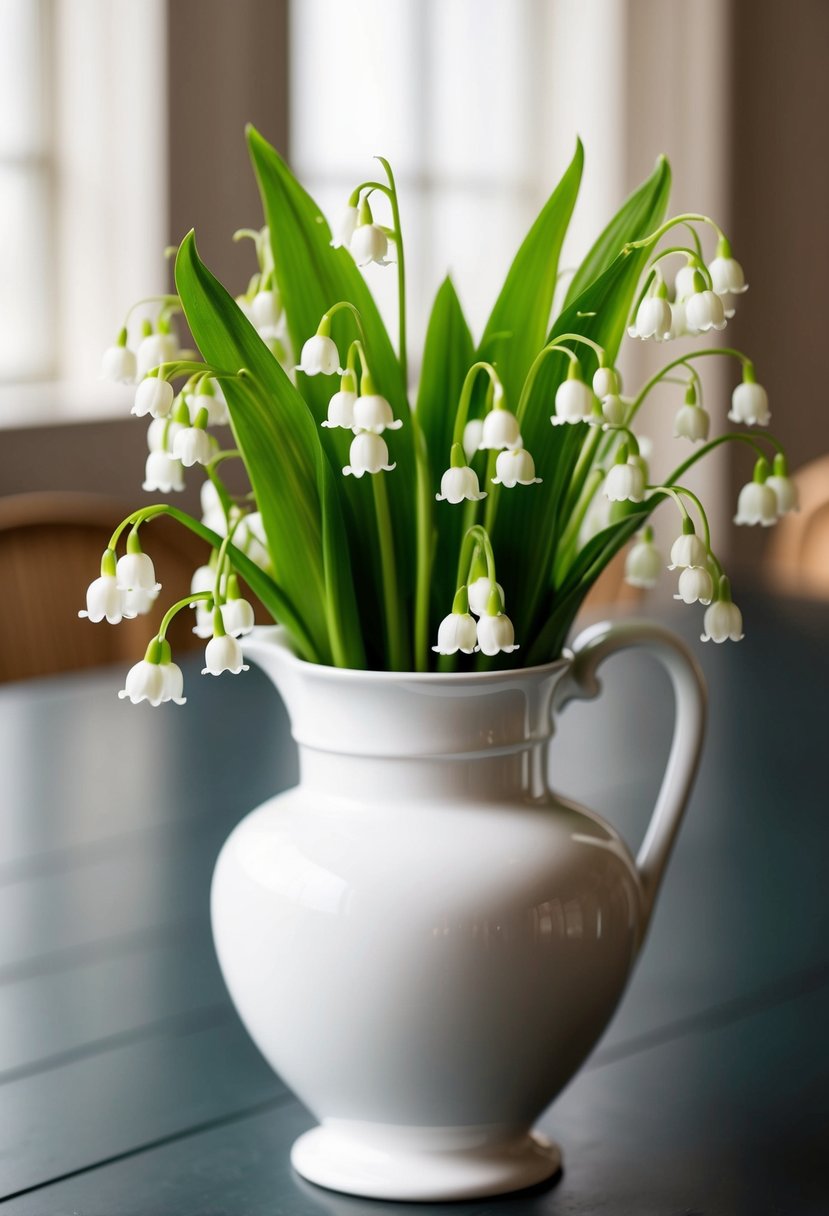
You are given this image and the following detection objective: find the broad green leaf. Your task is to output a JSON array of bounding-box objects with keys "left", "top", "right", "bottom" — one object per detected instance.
[
  {"left": 564, "top": 155, "right": 670, "bottom": 308},
  {"left": 415, "top": 277, "right": 475, "bottom": 625},
  {"left": 246, "top": 126, "right": 416, "bottom": 642},
  {"left": 175, "top": 230, "right": 363, "bottom": 667},
  {"left": 477, "top": 140, "right": 583, "bottom": 407},
  {"left": 483, "top": 155, "right": 672, "bottom": 664}
]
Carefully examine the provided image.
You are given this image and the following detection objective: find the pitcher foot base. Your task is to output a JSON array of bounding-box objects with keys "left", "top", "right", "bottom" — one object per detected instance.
[{"left": 291, "top": 1122, "right": 562, "bottom": 1201}]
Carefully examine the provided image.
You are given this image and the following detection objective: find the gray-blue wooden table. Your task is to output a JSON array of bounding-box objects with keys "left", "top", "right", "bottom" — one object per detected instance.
[{"left": 1, "top": 594, "right": 827, "bottom": 1215}]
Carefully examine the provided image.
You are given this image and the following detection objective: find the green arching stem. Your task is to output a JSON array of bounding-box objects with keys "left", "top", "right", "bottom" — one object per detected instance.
[
  {"left": 683, "top": 222, "right": 704, "bottom": 261},
  {"left": 157, "top": 592, "right": 213, "bottom": 641},
  {"left": 624, "top": 212, "right": 726, "bottom": 252},
  {"left": 451, "top": 362, "right": 503, "bottom": 450},
  {"left": 371, "top": 472, "right": 408, "bottom": 671},
  {"left": 107, "top": 505, "right": 169, "bottom": 553},
  {"left": 549, "top": 333, "right": 607, "bottom": 363},
  {"left": 211, "top": 517, "right": 245, "bottom": 607},
  {"left": 515, "top": 342, "right": 579, "bottom": 424},
  {"left": 456, "top": 525, "right": 496, "bottom": 589},
  {"left": 647, "top": 246, "right": 713, "bottom": 290},
  {"left": 667, "top": 430, "right": 784, "bottom": 486},
  {"left": 124, "top": 295, "right": 181, "bottom": 325},
  {"left": 649, "top": 484, "right": 706, "bottom": 545},
  {"left": 320, "top": 301, "right": 368, "bottom": 346},
  {"left": 377, "top": 156, "right": 408, "bottom": 390},
  {"left": 627, "top": 347, "right": 754, "bottom": 428}
]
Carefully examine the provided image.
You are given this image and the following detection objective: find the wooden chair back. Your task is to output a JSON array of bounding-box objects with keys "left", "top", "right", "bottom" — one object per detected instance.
[{"left": 0, "top": 493, "right": 207, "bottom": 683}]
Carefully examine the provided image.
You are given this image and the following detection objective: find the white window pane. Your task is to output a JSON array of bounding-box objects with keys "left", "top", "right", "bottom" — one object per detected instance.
[
  {"left": 0, "top": 0, "right": 48, "bottom": 155},
  {"left": 0, "top": 166, "right": 52, "bottom": 379},
  {"left": 291, "top": 0, "right": 421, "bottom": 176},
  {"left": 425, "top": 0, "right": 535, "bottom": 181}
]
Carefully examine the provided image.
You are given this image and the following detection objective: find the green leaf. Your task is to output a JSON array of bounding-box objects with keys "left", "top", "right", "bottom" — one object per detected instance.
[
  {"left": 415, "top": 277, "right": 475, "bottom": 625},
  {"left": 246, "top": 126, "right": 416, "bottom": 649},
  {"left": 484, "top": 155, "right": 672, "bottom": 663},
  {"left": 477, "top": 140, "right": 583, "bottom": 406},
  {"left": 175, "top": 230, "right": 363, "bottom": 667},
  {"left": 564, "top": 155, "right": 670, "bottom": 307}
]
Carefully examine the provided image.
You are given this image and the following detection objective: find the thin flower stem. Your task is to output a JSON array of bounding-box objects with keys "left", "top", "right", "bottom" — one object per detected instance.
[
  {"left": 667, "top": 431, "right": 783, "bottom": 485},
  {"left": 107, "top": 505, "right": 169, "bottom": 553},
  {"left": 322, "top": 301, "right": 368, "bottom": 346},
  {"left": 627, "top": 347, "right": 753, "bottom": 428},
  {"left": 648, "top": 246, "right": 713, "bottom": 289},
  {"left": 624, "top": 212, "right": 726, "bottom": 252},
  {"left": 451, "top": 362, "right": 502, "bottom": 449},
  {"left": 515, "top": 342, "right": 579, "bottom": 424},
  {"left": 554, "top": 469, "right": 605, "bottom": 581},
  {"left": 157, "top": 592, "right": 212, "bottom": 641},
  {"left": 412, "top": 421, "right": 433, "bottom": 672},
  {"left": 372, "top": 473, "right": 408, "bottom": 670},
  {"left": 377, "top": 157, "right": 408, "bottom": 389},
  {"left": 648, "top": 484, "right": 709, "bottom": 549}
]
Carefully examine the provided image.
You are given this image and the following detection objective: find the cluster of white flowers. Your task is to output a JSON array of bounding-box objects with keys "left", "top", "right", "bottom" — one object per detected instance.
[
  {"left": 433, "top": 582, "right": 518, "bottom": 658},
  {"left": 627, "top": 239, "right": 746, "bottom": 345},
  {"left": 331, "top": 197, "right": 394, "bottom": 268}
]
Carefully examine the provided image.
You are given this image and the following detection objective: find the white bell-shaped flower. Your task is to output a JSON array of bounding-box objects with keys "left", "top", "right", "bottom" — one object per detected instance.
[
  {"left": 552, "top": 374, "right": 594, "bottom": 425},
  {"left": 432, "top": 611, "right": 478, "bottom": 655},
  {"left": 118, "top": 659, "right": 166, "bottom": 705},
  {"left": 432, "top": 588, "right": 478, "bottom": 654},
  {"left": 124, "top": 586, "right": 159, "bottom": 616},
  {"left": 203, "top": 633, "right": 249, "bottom": 676},
  {"left": 251, "top": 289, "right": 282, "bottom": 330},
  {"left": 674, "top": 401, "right": 710, "bottom": 443},
  {"left": 143, "top": 450, "right": 185, "bottom": 493},
  {"left": 599, "top": 394, "right": 627, "bottom": 427},
  {"left": 222, "top": 596, "right": 256, "bottom": 638},
  {"left": 462, "top": 418, "right": 483, "bottom": 462},
  {"left": 343, "top": 432, "right": 396, "bottom": 477},
  {"left": 351, "top": 223, "right": 389, "bottom": 267},
  {"left": 674, "top": 263, "right": 698, "bottom": 301},
  {"left": 136, "top": 331, "right": 179, "bottom": 380},
  {"left": 321, "top": 389, "right": 357, "bottom": 430},
  {"left": 132, "top": 377, "right": 174, "bottom": 419},
  {"left": 592, "top": 365, "right": 621, "bottom": 399},
  {"left": 604, "top": 451, "right": 645, "bottom": 503},
  {"left": 685, "top": 289, "right": 727, "bottom": 333},
  {"left": 160, "top": 660, "right": 187, "bottom": 705},
  {"left": 491, "top": 447, "right": 542, "bottom": 487},
  {"left": 674, "top": 565, "right": 714, "bottom": 605},
  {"left": 189, "top": 386, "right": 228, "bottom": 427},
  {"left": 331, "top": 204, "right": 359, "bottom": 249},
  {"left": 79, "top": 572, "right": 134, "bottom": 624},
  {"left": 173, "top": 420, "right": 212, "bottom": 468},
  {"left": 101, "top": 339, "right": 137, "bottom": 384},
  {"left": 668, "top": 299, "right": 689, "bottom": 339},
  {"left": 624, "top": 529, "right": 662, "bottom": 589},
  {"left": 628, "top": 294, "right": 672, "bottom": 341},
  {"left": 734, "top": 477, "right": 778, "bottom": 527},
  {"left": 116, "top": 550, "right": 160, "bottom": 594},
  {"left": 668, "top": 527, "right": 708, "bottom": 571},
  {"left": 436, "top": 452, "right": 486, "bottom": 503},
  {"left": 701, "top": 580, "right": 744, "bottom": 644},
  {"left": 192, "top": 602, "right": 214, "bottom": 640},
  {"left": 467, "top": 576, "right": 505, "bottom": 618},
  {"left": 729, "top": 376, "right": 770, "bottom": 426},
  {"left": 479, "top": 407, "right": 522, "bottom": 450},
  {"left": 147, "top": 418, "right": 171, "bottom": 452},
  {"left": 191, "top": 564, "right": 216, "bottom": 596},
  {"left": 199, "top": 479, "right": 227, "bottom": 536},
  {"left": 352, "top": 392, "right": 402, "bottom": 433},
  {"left": 476, "top": 591, "right": 519, "bottom": 656},
  {"left": 708, "top": 239, "right": 748, "bottom": 300},
  {"left": 235, "top": 511, "right": 271, "bottom": 570},
  {"left": 766, "top": 454, "right": 799, "bottom": 515},
  {"left": 297, "top": 333, "right": 340, "bottom": 376}
]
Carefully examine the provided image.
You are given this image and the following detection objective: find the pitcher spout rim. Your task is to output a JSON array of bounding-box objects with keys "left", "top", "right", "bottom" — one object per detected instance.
[{"left": 242, "top": 624, "right": 571, "bottom": 686}]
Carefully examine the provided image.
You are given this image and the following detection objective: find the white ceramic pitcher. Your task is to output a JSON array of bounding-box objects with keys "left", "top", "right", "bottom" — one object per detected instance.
[{"left": 211, "top": 619, "right": 706, "bottom": 1202}]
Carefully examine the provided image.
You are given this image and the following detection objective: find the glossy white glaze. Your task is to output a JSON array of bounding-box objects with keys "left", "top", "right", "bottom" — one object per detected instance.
[{"left": 211, "top": 622, "right": 705, "bottom": 1201}]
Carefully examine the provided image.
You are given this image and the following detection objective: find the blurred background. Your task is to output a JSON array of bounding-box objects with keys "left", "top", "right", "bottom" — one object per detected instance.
[{"left": 0, "top": 0, "right": 827, "bottom": 678}]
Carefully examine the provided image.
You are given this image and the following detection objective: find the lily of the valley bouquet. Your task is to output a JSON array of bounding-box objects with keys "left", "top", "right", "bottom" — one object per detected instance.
[{"left": 90, "top": 126, "right": 793, "bottom": 704}]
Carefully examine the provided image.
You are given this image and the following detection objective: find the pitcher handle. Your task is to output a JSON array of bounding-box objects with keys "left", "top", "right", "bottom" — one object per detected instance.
[{"left": 554, "top": 619, "right": 707, "bottom": 935}]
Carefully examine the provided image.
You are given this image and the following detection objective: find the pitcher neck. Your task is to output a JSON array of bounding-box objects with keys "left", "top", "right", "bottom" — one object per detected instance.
[{"left": 299, "top": 743, "right": 551, "bottom": 804}]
